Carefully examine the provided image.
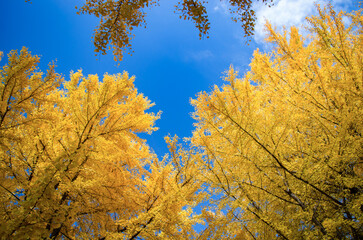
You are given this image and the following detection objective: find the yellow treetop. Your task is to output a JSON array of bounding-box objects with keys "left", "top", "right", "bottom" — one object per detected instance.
[
  {"left": 191, "top": 5, "right": 362, "bottom": 239},
  {"left": 0, "top": 48, "right": 202, "bottom": 239}
]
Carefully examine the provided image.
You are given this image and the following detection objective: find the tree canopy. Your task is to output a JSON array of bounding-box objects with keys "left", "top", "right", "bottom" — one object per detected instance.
[
  {"left": 191, "top": 5, "right": 363, "bottom": 239},
  {"left": 0, "top": 48, "right": 202, "bottom": 239}
]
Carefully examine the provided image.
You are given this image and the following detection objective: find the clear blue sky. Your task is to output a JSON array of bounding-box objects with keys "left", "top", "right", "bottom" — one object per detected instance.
[{"left": 0, "top": 0, "right": 355, "bottom": 158}]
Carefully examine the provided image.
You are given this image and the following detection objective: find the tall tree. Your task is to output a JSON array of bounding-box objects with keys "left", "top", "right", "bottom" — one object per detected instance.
[
  {"left": 0, "top": 48, "right": 200, "bottom": 239},
  {"left": 191, "top": 5, "right": 362, "bottom": 239},
  {"left": 77, "top": 0, "right": 273, "bottom": 61}
]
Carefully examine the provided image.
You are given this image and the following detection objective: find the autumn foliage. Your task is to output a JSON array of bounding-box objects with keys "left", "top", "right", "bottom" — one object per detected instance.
[
  {"left": 0, "top": 49, "right": 201, "bottom": 239},
  {"left": 191, "top": 6, "right": 363, "bottom": 239},
  {"left": 1, "top": 3, "right": 362, "bottom": 240}
]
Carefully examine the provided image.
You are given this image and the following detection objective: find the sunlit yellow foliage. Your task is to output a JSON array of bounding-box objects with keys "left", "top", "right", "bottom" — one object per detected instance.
[
  {"left": 0, "top": 48, "right": 201, "bottom": 239},
  {"left": 191, "top": 5, "right": 362, "bottom": 239},
  {"left": 78, "top": 0, "right": 273, "bottom": 61}
]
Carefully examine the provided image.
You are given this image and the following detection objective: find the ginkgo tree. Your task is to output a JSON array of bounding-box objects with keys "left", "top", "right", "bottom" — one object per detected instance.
[
  {"left": 191, "top": 5, "right": 362, "bottom": 239},
  {"left": 0, "top": 48, "right": 202, "bottom": 239}
]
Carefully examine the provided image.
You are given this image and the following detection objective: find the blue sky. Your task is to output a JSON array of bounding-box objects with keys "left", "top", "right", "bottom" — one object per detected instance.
[{"left": 0, "top": 0, "right": 356, "bottom": 158}]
